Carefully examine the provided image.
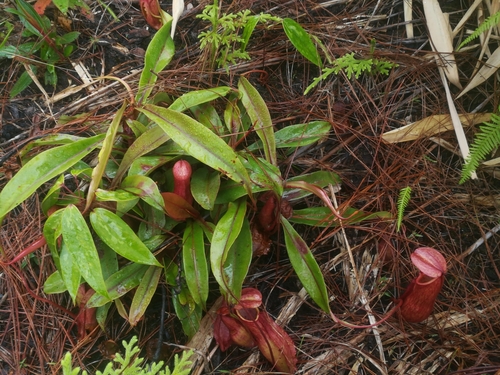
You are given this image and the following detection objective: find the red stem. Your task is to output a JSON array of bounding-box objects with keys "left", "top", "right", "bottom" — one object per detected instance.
[
  {"left": 0, "top": 236, "right": 47, "bottom": 266},
  {"left": 329, "top": 300, "right": 403, "bottom": 329}
]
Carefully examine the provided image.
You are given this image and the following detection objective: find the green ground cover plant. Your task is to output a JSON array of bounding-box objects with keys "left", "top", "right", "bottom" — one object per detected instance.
[
  {"left": 60, "top": 336, "right": 193, "bottom": 375},
  {"left": 0, "top": 0, "right": 80, "bottom": 97}
]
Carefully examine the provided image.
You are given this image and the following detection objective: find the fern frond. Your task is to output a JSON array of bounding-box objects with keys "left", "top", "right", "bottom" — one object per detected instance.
[
  {"left": 396, "top": 187, "right": 412, "bottom": 232},
  {"left": 458, "top": 10, "right": 500, "bottom": 50},
  {"left": 460, "top": 111, "right": 500, "bottom": 183}
]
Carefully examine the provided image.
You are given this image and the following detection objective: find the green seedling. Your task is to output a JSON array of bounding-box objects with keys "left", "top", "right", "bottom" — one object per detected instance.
[{"left": 1, "top": 0, "right": 80, "bottom": 96}]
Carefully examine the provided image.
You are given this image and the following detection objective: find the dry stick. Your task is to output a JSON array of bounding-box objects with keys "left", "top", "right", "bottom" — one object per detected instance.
[
  {"left": 328, "top": 185, "right": 388, "bottom": 371},
  {"left": 457, "top": 223, "right": 500, "bottom": 261}
]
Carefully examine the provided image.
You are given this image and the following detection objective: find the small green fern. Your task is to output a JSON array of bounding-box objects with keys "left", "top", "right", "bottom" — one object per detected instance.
[
  {"left": 458, "top": 10, "right": 500, "bottom": 50},
  {"left": 59, "top": 336, "right": 193, "bottom": 375},
  {"left": 460, "top": 109, "right": 500, "bottom": 183},
  {"left": 396, "top": 187, "right": 412, "bottom": 232},
  {"left": 304, "top": 52, "right": 397, "bottom": 95}
]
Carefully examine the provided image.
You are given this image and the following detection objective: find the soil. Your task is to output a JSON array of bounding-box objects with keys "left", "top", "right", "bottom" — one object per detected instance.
[{"left": 1, "top": 0, "right": 500, "bottom": 374}]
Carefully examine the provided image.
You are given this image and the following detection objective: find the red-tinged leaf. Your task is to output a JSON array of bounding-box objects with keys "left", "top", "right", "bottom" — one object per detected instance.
[
  {"left": 284, "top": 171, "right": 341, "bottom": 202},
  {"left": 129, "top": 265, "right": 162, "bottom": 326},
  {"left": 411, "top": 247, "right": 447, "bottom": 277},
  {"left": 285, "top": 180, "right": 344, "bottom": 220},
  {"left": 121, "top": 175, "right": 165, "bottom": 211},
  {"left": 398, "top": 273, "right": 444, "bottom": 323},
  {"left": 161, "top": 192, "right": 200, "bottom": 221},
  {"left": 183, "top": 220, "right": 208, "bottom": 308},
  {"left": 34, "top": 0, "right": 51, "bottom": 14},
  {"left": 290, "top": 206, "right": 391, "bottom": 227},
  {"left": 280, "top": 216, "right": 330, "bottom": 313}
]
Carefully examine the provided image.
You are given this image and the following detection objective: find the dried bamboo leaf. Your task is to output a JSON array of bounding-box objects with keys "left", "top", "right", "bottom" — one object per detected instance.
[
  {"left": 422, "top": 0, "right": 462, "bottom": 88},
  {"left": 457, "top": 46, "right": 500, "bottom": 98},
  {"left": 404, "top": 0, "right": 413, "bottom": 38},
  {"left": 382, "top": 113, "right": 491, "bottom": 143}
]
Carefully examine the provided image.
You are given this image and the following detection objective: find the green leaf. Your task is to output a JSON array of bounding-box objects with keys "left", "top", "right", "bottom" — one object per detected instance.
[
  {"left": 210, "top": 199, "right": 247, "bottom": 300},
  {"left": 239, "top": 76, "right": 277, "bottom": 165},
  {"left": 85, "top": 101, "right": 126, "bottom": 211},
  {"left": 280, "top": 216, "right": 330, "bottom": 313},
  {"left": 248, "top": 121, "right": 330, "bottom": 151},
  {"left": 90, "top": 208, "right": 162, "bottom": 266},
  {"left": 95, "top": 189, "right": 139, "bottom": 203},
  {"left": 56, "top": 31, "right": 79, "bottom": 44},
  {"left": 191, "top": 168, "right": 220, "bottom": 210},
  {"left": 86, "top": 263, "right": 149, "bottom": 308},
  {"left": 282, "top": 18, "right": 321, "bottom": 67},
  {"left": 43, "top": 271, "right": 67, "bottom": 294},
  {"left": 52, "top": 0, "right": 70, "bottom": 13},
  {"left": 61, "top": 205, "right": 109, "bottom": 299},
  {"left": 191, "top": 103, "right": 226, "bottom": 136},
  {"left": 222, "top": 218, "right": 252, "bottom": 301},
  {"left": 215, "top": 180, "right": 268, "bottom": 204},
  {"left": 10, "top": 70, "right": 33, "bottom": 98},
  {"left": 244, "top": 157, "right": 283, "bottom": 195},
  {"left": 136, "top": 20, "right": 175, "bottom": 103},
  {"left": 43, "top": 209, "right": 63, "bottom": 269},
  {"left": 0, "top": 134, "right": 104, "bottom": 221},
  {"left": 241, "top": 15, "right": 259, "bottom": 51},
  {"left": 172, "top": 285, "right": 202, "bottom": 339},
  {"left": 129, "top": 265, "right": 162, "bottom": 326},
  {"left": 182, "top": 220, "right": 208, "bottom": 308},
  {"left": 59, "top": 240, "right": 80, "bottom": 302},
  {"left": 138, "top": 105, "right": 253, "bottom": 195},
  {"left": 113, "top": 125, "right": 169, "bottom": 185},
  {"left": 169, "top": 87, "right": 231, "bottom": 112},
  {"left": 41, "top": 174, "right": 65, "bottom": 215}
]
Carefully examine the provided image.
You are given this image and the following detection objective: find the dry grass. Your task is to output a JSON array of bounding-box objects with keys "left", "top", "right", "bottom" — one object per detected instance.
[{"left": 1, "top": 0, "right": 500, "bottom": 373}]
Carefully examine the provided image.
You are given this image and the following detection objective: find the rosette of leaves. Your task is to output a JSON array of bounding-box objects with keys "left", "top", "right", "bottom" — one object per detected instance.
[{"left": 0, "top": 19, "right": 389, "bottom": 349}]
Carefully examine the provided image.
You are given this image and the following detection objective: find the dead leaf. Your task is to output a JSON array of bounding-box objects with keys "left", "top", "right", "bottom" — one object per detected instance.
[
  {"left": 457, "top": 46, "right": 500, "bottom": 98},
  {"left": 382, "top": 113, "right": 491, "bottom": 143},
  {"left": 34, "top": 0, "right": 52, "bottom": 14},
  {"left": 422, "top": 0, "right": 461, "bottom": 88}
]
